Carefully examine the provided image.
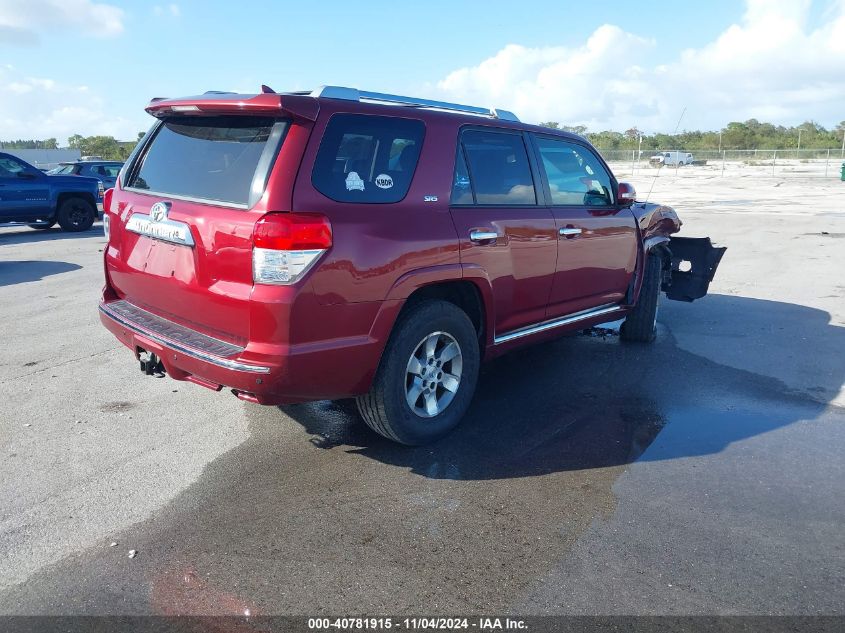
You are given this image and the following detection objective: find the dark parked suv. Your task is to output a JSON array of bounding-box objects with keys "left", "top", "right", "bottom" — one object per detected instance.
[
  {"left": 48, "top": 160, "right": 123, "bottom": 189},
  {"left": 99, "top": 86, "right": 724, "bottom": 444}
]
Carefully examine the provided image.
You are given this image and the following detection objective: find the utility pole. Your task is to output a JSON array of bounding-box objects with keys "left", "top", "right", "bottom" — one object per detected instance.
[
  {"left": 638, "top": 135, "right": 642, "bottom": 172},
  {"left": 718, "top": 131, "right": 722, "bottom": 153},
  {"left": 797, "top": 129, "right": 802, "bottom": 152}
]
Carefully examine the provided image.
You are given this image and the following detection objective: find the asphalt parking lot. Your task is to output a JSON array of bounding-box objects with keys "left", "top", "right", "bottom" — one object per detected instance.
[{"left": 1, "top": 168, "right": 844, "bottom": 616}]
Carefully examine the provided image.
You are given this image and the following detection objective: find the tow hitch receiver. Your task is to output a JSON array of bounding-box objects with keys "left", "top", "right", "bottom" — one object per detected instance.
[
  {"left": 663, "top": 237, "right": 727, "bottom": 302},
  {"left": 138, "top": 348, "right": 165, "bottom": 376}
]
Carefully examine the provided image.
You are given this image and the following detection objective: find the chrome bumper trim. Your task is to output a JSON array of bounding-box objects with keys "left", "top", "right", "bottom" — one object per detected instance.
[
  {"left": 99, "top": 300, "right": 271, "bottom": 374},
  {"left": 494, "top": 304, "right": 622, "bottom": 345}
]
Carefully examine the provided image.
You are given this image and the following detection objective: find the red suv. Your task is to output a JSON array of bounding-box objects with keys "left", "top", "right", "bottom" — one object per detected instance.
[{"left": 99, "top": 86, "right": 724, "bottom": 444}]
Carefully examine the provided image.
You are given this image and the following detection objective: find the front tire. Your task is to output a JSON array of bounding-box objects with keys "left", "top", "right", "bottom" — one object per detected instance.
[
  {"left": 356, "top": 300, "right": 480, "bottom": 445},
  {"left": 56, "top": 197, "right": 96, "bottom": 232},
  {"left": 620, "top": 252, "right": 662, "bottom": 343}
]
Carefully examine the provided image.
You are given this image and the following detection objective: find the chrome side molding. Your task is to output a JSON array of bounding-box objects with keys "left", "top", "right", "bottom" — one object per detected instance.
[{"left": 493, "top": 304, "right": 621, "bottom": 345}]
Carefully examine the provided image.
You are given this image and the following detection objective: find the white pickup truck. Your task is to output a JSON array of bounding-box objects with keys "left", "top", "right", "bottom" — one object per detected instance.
[{"left": 650, "top": 151, "right": 694, "bottom": 167}]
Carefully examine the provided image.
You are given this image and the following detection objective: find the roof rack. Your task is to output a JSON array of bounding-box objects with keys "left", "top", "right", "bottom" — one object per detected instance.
[{"left": 305, "top": 85, "right": 520, "bottom": 122}]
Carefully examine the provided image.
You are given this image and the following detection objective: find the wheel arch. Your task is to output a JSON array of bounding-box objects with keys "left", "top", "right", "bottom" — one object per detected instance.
[
  {"left": 382, "top": 264, "right": 493, "bottom": 345},
  {"left": 399, "top": 280, "right": 487, "bottom": 345},
  {"left": 56, "top": 190, "right": 97, "bottom": 210},
  {"left": 626, "top": 237, "right": 672, "bottom": 307},
  {"left": 363, "top": 273, "right": 493, "bottom": 396}
]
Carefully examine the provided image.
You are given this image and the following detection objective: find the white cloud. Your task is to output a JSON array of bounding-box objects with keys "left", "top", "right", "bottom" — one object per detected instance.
[
  {"left": 0, "top": 24, "right": 38, "bottom": 46},
  {"left": 0, "top": 66, "right": 145, "bottom": 141},
  {"left": 0, "top": 0, "right": 124, "bottom": 45},
  {"left": 153, "top": 4, "right": 181, "bottom": 18},
  {"left": 435, "top": 0, "right": 845, "bottom": 131}
]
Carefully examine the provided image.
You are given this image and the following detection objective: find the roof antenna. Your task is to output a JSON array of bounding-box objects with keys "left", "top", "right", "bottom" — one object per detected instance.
[
  {"left": 261, "top": 84, "right": 277, "bottom": 94},
  {"left": 644, "top": 106, "right": 686, "bottom": 204}
]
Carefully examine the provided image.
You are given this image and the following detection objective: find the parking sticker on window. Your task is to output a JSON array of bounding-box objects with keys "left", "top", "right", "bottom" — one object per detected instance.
[
  {"left": 374, "top": 174, "right": 394, "bottom": 189},
  {"left": 345, "top": 172, "right": 365, "bottom": 191}
]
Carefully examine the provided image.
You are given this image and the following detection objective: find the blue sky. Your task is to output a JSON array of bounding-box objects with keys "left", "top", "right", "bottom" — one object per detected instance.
[{"left": 1, "top": 0, "right": 844, "bottom": 141}]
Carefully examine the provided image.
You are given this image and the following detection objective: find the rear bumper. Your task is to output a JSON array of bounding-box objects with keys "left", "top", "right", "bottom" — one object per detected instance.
[
  {"left": 99, "top": 300, "right": 270, "bottom": 374},
  {"left": 99, "top": 298, "right": 391, "bottom": 405}
]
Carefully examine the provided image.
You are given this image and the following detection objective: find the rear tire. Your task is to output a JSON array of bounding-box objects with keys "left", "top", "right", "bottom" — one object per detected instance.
[
  {"left": 356, "top": 300, "right": 480, "bottom": 445},
  {"left": 56, "top": 197, "right": 96, "bottom": 232},
  {"left": 621, "top": 252, "right": 662, "bottom": 343},
  {"left": 27, "top": 220, "right": 56, "bottom": 230}
]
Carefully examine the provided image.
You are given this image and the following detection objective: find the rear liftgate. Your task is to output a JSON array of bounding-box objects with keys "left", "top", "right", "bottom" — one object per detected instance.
[{"left": 662, "top": 237, "right": 727, "bottom": 302}]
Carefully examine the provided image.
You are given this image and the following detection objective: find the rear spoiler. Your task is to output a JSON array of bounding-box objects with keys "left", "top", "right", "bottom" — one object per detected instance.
[{"left": 145, "top": 93, "right": 319, "bottom": 121}]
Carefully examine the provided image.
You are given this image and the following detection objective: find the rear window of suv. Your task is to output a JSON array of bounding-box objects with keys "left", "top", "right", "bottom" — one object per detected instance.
[
  {"left": 126, "top": 115, "right": 288, "bottom": 207},
  {"left": 311, "top": 114, "right": 425, "bottom": 203}
]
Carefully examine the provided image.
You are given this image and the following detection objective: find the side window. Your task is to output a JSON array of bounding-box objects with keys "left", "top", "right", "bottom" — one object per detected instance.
[
  {"left": 312, "top": 114, "right": 425, "bottom": 204},
  {"left": 0, "top": 156, "right": 27, "bottom": 176},
  {"left": 535, "top": 136, "right": 614, "bottom": 206},
  {"left": 456, "top": 130, "right": 536, "bottom": 205}
]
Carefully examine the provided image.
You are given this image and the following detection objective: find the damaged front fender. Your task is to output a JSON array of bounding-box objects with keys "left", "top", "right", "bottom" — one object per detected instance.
[{"left": 663, "top": 237, "right": 727, "bottom": 302}]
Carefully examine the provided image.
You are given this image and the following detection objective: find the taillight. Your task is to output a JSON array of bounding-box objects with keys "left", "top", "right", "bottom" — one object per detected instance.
[
  {"left": 97, "top": 180, "right": 105, "bottom": 199},
  {"left": 102, "top": 188, "right": 114, "bottom": 240},
  {"left": 252, "top": 213, "right": 332, "bottom": 285}
]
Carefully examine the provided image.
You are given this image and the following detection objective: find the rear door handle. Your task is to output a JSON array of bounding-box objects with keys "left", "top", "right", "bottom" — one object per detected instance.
[
  {"left": 470, "top": 230, "right": 498, "bottom": 243},
  {"left": 559, "top": 227, "right": 582, "bottom": 237}
]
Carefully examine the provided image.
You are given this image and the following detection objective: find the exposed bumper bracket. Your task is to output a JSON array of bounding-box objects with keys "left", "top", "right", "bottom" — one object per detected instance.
[{"left": 663, "top": 237, "right": 726, "bottom": 302}]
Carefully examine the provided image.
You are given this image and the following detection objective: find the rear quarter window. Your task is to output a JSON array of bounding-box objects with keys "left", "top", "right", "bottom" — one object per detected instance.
[
  {"left": 311, "top": 114, "right": 425, "bottom": 204},
  {"left": 93, "top": 165, "right": 121, "bottom": 177}
]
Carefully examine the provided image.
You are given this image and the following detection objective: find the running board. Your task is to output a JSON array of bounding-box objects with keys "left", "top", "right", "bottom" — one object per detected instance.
[{"left": 493, "top": 304, "right": 621, "bottom": 345}]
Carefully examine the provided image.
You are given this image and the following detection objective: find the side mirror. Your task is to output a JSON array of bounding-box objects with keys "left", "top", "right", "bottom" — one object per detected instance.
[{"left": 617, "top": 182, "right": 637, "bottom": 206}]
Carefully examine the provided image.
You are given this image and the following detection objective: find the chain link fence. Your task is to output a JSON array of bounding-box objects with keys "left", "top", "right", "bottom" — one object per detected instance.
[{"left": 598, "top": 148, "right": 845, "bottom": 179}]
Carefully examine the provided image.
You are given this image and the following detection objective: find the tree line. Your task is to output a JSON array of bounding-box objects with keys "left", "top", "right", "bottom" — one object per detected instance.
[
  {"left": 539, "top": 119, "right": 845, "bottom": 151},
  {"left": 0, "top": 133, "right": 144, "bottom": 160},
  {"left": 2, "top": 120, "right": 845, "bottom": 156}
]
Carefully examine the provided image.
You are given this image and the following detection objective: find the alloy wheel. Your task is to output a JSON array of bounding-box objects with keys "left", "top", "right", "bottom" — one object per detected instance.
[{"left": 405, "top": 331, "right": 463, "bottom": 418}]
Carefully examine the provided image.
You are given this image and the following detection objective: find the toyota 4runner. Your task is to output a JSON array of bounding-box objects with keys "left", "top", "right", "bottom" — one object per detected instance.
[{"left": 99, "top": 86, "right": 725, "bottom": 445}]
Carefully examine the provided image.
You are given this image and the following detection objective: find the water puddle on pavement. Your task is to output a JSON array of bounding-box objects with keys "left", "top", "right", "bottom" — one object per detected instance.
[{"left": 2, "top": 294, "right": 840, "bottom": 614}]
